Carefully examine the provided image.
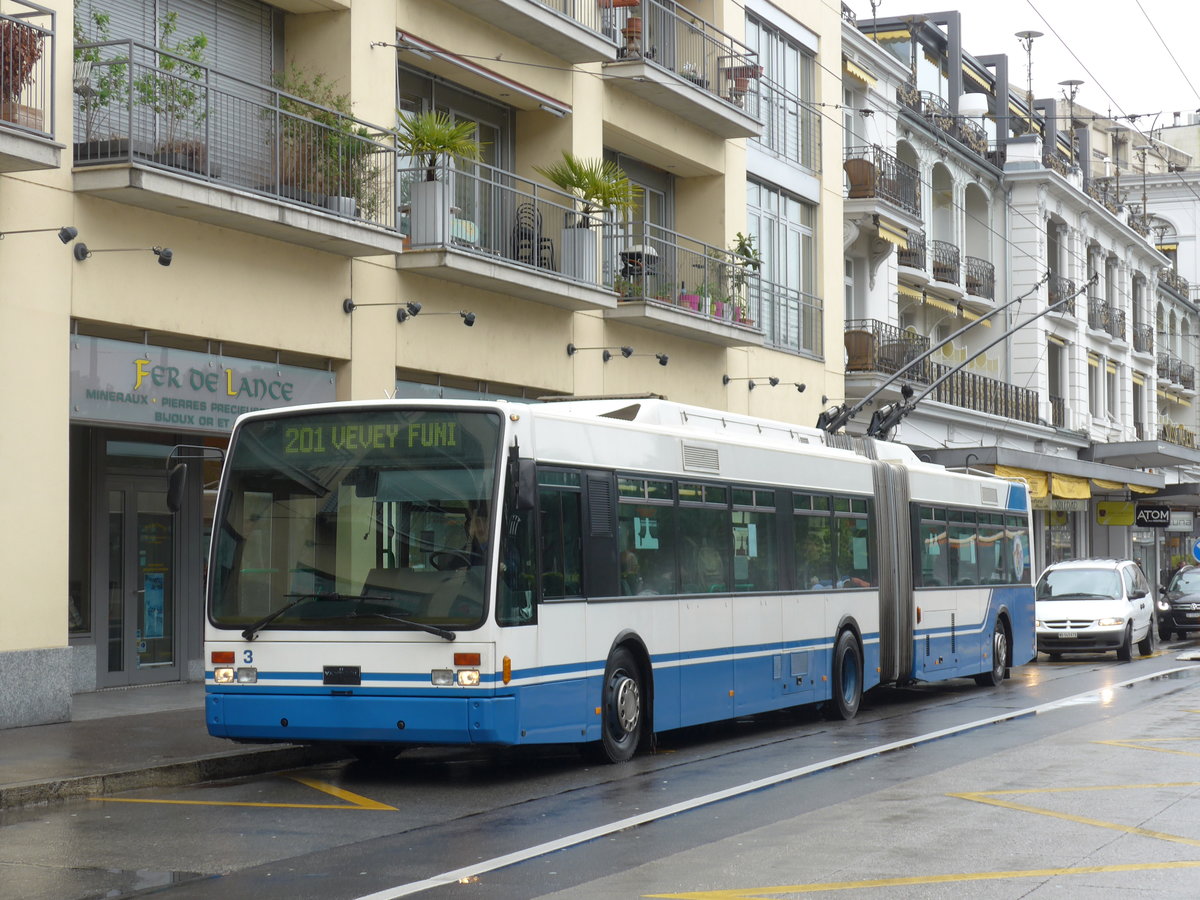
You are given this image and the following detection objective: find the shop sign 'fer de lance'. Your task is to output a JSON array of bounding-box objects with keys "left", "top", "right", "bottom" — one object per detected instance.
[{"left": 70, "top": 336, "right": 336, "bottom": 434}]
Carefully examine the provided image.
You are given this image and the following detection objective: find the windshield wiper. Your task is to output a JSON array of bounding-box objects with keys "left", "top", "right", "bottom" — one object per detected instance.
[
  {"left": 347, "top": 609, "right": 456, "bottom": 641},
  {"left": 241, "top": 592, "right": 350, "bottom": 641},
  {"left": 242, "top": 592, "right": 459, "bottom": 641}
]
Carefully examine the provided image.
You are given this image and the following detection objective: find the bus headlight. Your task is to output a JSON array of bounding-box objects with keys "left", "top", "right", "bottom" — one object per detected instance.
[
  {"left": 431, "top": 669, "right": 454, "bottom": 686},
  {"left": 236, "top": 667, "right": 258, "bottom": 684},
  {"left": 457, "top": 669, "right": 480, "bottom": 687},
  {"left": 214, "top": 667, "right": 235, "bottom": 684}
]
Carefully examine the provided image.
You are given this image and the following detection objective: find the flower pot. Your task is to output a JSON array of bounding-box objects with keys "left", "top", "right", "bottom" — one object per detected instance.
[
  {"left": 325, "top": 195, "right": 358, "bottom": 218},
  {"left": 598, "top": 0, "right": 640, "bottom": 7},
  {"left": 561, "top": 227, "right": 598, "bottom": 282},
  {"left": 0, "top": 100, "right": 43, "bottom": 132},
  {"left": 409, "top": 179, "right": 448, "bottom": 246},
  {"left": 679, "top": 293, "right": 701, "bottom": 311}
]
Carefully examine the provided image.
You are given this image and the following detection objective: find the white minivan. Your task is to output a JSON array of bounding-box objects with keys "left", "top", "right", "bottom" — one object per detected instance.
[{"left": 1035, "top": 558, "right": 1154, "bottom": 660}]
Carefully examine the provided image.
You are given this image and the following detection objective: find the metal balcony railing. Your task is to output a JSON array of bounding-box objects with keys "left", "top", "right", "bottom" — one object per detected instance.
[
  {"left": 964, "top": 256, "right": 994, "bottom": 299},
  {"left": 1132, "top": 322, "right": 1153, "bottom": 354},
  {"left": 1049, "top": 394, "right": 1065, "bottom": 427},
  {"left": 1047, "top": 275, "right": 1077, "bottom": 317},
  {"left": 1, "top": 1, "right": 54, "bottom": 137},
  {"left": 1156, "top": 351, "right": 1193, "bottom": 387},
  {"left": 750, "top": 76, "right": 820, "bottom": 172},
  {"left": 843, "top": 145, "right": 920, "bottom": 216},
  {"left": 898, "top": 230, "right": 926, "bottom": 270},
  {"left": 1043, "top": 150, "right": 1072, "bottom": 176},
  {"left": 400, "top": 161, "right": 625, "bottom": 288},
  {"left": 930, "top": 239, "right": 960, "bottom": 284},
  {"left": 1107, "top": 306, "right": 1126, "bottom": 342},
  {"left": 597, "top": 220, "right": 762, "bottom": 328},
  {"left": 897, "top": 80, "right": 921, "bottom": 114},
  {"left": 610, "top": 0, "right": 758, "bottom": 110},
  {"left": 754, "top": 279, "right": 822, "bottom": 357},
  {"left": 1087, "top": 297, "right": 1110, "bottom": 332},
  {"left": 913, "top": 90, "right": 987, "bottom": 157},
  {"left": 1083, "top": 177, "right": 1122, "bottom": 214},
  {"left": 1161, "top": 267, "right": 1190, "bottom": 299},
  {"left": 535, "top": 0, "right": 610, "bottom": 36},
  {"left": 843, "top": 320, "right": 1040, "bottom": 424},
  {"left": 74, "top": 40, "right": 397, "bottom": 228}
]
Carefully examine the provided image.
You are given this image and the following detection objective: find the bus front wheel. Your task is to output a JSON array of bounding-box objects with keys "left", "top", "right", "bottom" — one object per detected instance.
[
  {"left": 599, "top": 647, "right": 644, "bottom": 763},
  {"left": 974, "top": 618, "right": 1008, "bottom": 687},
  {"left": 826, "top": 630, "right": 863, "bottom": 720}
]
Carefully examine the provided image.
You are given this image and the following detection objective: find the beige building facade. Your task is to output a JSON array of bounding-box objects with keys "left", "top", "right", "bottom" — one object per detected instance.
[{"left": 1, "top": 0, "right": 843, "bottom": 726}]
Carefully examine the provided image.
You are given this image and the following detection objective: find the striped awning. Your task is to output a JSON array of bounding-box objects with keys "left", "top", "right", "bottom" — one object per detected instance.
[
  {"left": 875, "top": 218, "right": 907, "bottom": 248},
  {"left": 924, "top": 295, "right": 959, "bottom": 314},
  {"left": 898, "top": 283, "right": 924, "bottom": 301},
  {"left": 960, "top": 308, "right": 992, "bottom": 327},
  {"left": 844, "top": 59, "right": 877, "bottom": 87}
]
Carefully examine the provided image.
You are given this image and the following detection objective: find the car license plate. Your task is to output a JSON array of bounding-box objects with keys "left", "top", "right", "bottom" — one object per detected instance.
[{"left": 1059, "top": 631, "right": 1078, "bottom": 638}]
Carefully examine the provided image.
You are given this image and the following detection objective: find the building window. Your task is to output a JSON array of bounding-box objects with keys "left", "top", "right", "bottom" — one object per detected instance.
[
  {"left": 745, "top": 13, "right": 819, "bottom": 172},
  {"left": 748, "top": 179, "right": 819, "bottom": 355}
]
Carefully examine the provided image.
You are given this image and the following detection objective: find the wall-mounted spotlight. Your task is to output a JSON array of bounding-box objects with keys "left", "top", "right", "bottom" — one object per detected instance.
[
  {"left": 409, "top": 309, "right": 475, "bottom": 326},
  {"left": 73, "top": 243, "right": 172, "bottom": 266},
  {"left": 794, "top": 383, "right": 807, "bottom": 393},
  {"left": 0, "top": 226, "right": 78, "bottom": 244},
  {"left": 567, "top": 343, "right": 634, "bottom": 362},
  {"left": 343, "top": 298, "right": 422, "bottom": 322},
  {"left": 722, "top": 375, "right": 780, "bottom": 390}
]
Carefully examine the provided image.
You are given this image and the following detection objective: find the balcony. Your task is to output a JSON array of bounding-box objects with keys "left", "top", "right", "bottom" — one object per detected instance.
[
  {"left": 1047, "top": 275, "right": 1077, "bottom": 317},
  {"left": 1049, "top": 394, "right": 1065, "bottom": 428},
  {"left": 898, "top": 230, "right": 926, "bottom": 271},
  {"left": 1157, "top": 352, "right": 1196, "bottom": 391},
  {"left": 396, "top": 161, "right": 620, "bottom": 312},
  {"left": 602, "top": 0, "right": 761, "bottom": 139},
  {"left": 750, "top": 76, "right": 821, "bottom": 173},
  {"left": 438, "top": 0, "right": 616, "bottom": 63},
  {"left": 963, "top": 256, "right": 994, "bottom": 300},
  {"left": 930, "top": 239, "right": 960, "bottom": 286},
  {"left": 1087, "top": 297, "right": 1111, "bottom": 332},
  {"left": 1132, "top": 322, "right": 1154, "bottom": 354},
  {"left": 1, "top": 2, "right": 59, "bottom": 172},
  {"left": 843, "top": 145, "right": 920, "bottom": 219},
  {"left": 843, "top": 319, "right": 1040, "bottom": 424},
  {"left": 72, "top": 40, "right": 403, "bottom": 257},
  {"left": 754, "top": 280, "right": 823, "bottom": 358},
  {"left": 602, "top": 221, "right": 765, "bottom": 347},
  {"left": 915, "top": 90, "right": 987, "bottom": 159},
  {"left": 1161, "top": 267, "right": 1190, "bottom": 301}
]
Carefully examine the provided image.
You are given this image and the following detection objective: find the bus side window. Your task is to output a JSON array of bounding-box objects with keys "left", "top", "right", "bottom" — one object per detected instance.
[
  {"left": 497, "top": 499, "right": 536, "bottom": 626},
  {"left": 538, "top": 474, "right": 583, "bottom": 599}
]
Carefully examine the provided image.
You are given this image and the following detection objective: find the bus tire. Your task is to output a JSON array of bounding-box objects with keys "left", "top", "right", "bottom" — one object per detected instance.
[
  {"left": 599, "top": 646, "right": 644, "bottom": 763},
  {"left": 974, "top": 618, "right": 1008, "bottom": 687},
  {"left": 826, "top": 630, "right": 863, "bottom": 720}
]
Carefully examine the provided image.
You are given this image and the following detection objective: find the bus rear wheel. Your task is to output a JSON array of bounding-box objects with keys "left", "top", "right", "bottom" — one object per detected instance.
[
  {"left": 599, "top": 647, "right": 644, "bottom": 763},
  {"left": 974, "top": 618, "right": 1008, "bottom": 687},
  {"left": 826, "top": 630, "right": 862, "bottom": 720}
]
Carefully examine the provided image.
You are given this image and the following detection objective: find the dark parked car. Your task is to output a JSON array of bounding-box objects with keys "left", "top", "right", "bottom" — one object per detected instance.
[{"left": 1157, "top": 566, "right": 1200, "bottom": 640}]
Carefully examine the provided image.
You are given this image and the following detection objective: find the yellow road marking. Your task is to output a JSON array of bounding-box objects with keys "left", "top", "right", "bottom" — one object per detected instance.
[
  {"left": 95, "top": 774, "right": 397, "bottom": 810},
  {"left": 642, "top": 861, "right": 1200, "bottom": 898},
  {"left": 1096, "top": 737, "right": 1200, "bottom": 758}
]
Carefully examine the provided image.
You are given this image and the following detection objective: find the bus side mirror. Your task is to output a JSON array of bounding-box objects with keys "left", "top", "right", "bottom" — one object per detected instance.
[
  {"left": 508, "top": 448, "right": 535, "bottom": 511},
  {"left": 166, "top": 463, "right": 187, "bottom": 513}
]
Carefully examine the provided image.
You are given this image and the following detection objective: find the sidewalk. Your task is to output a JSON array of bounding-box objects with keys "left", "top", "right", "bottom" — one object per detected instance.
[{"left": 0, "top": 682, "right": 344, "bottom": 810}]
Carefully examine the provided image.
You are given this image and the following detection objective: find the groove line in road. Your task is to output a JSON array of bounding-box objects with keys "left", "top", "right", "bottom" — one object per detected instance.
[{"left": 353, "top": 665, "right": 1200, "bottom": 899}]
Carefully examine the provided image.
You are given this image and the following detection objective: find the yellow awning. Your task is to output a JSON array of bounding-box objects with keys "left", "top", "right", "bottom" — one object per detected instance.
[
  {"left": 1158, "top": 243, "right": 1178, "bottom": 252},
  {"left": 1088, "top": 355, "right": 1100, "bottom": 367},
  {"left": 962, "top": 65, "right": 992, "bottom": 91},
  {"left": 996, "top": 465, "right": 1048, "bottom": 499},
  {"left": 960, "top": 308, "right": 992, "bottom": 327},
  {"left": 1048, "top": 334, "right": 1067, "bottom": 346},
  {"left": 1130, "top": 483, "right": 1158, "bottom": 494},
  {"left": 844, "top": 59, "right": 877, "bottom": 87},
  {"left": 1105, "top": 362, "right": 1117, "bottom": 375},
  {"left": 898, "top": 283, "right": 924, "bottom": 301},
  {"left": 1132, "top": 373, "right": 1145, "bottom": 385},
  {"left": 1092, "top": 478, "right": 1125, "bottom": 491},
  {"left": 925, "top": 295, "right": 959, "bottom": 314},
  {"left": 1051, "top": 473, "right": 1091, "bottom": 499},
  {"left": 870, "top": 29, "right": 911, "bottom": 41},
  {"left": 876, "top": 219, "right": 907, "bottom": 248}
]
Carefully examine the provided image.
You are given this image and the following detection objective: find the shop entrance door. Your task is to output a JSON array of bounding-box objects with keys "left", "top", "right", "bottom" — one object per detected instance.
[{"left": 102, "top": 476, "right": 180, "bottom": 686}]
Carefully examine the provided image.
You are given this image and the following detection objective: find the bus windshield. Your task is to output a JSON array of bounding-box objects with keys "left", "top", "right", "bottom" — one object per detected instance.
[{"left": 209, "top": 407, "right": 503, "bottom": 634}]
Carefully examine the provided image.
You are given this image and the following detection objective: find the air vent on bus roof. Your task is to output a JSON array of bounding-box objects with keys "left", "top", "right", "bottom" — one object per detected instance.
[
  {"left": 682, "top": 444, "right": 720, "bottom": 472},
  {"left": 980, "top": 484, "right": 999, "bottom": 506}
]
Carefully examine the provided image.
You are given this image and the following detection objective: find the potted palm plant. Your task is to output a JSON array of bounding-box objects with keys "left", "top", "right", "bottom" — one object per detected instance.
[
  {"left": 394, "top": 109, "right": 484, "bottom": 246},
  {"left": 533, "top": 152, "right": 639, "bottom": 282}
]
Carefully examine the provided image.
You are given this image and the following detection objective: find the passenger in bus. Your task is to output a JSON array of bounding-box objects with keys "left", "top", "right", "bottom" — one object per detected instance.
[
  {"left": 620, "top": 543, "right": 642, "bottom": 595},
  {"left": 465, "top": 503, "right": 489, "bottom": 566}
]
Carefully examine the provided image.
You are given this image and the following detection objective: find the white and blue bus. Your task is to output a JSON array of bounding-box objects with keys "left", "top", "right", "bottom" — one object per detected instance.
[{"left": 202, "top": 397, "right": 1034, "bottom": 763}]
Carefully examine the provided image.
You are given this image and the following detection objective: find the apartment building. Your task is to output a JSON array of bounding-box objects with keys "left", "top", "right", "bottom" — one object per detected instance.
[
  {"left": 0, "top": 0, "right": 842, "bottom": 726},
  {"left": 835, "top": 8, "right": 1194, "bottom": 579}
]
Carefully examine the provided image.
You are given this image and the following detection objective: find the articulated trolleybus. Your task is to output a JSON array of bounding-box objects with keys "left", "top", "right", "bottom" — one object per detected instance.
[{"left": 204, "top": 397, "right": 1034, "bottom": 763}]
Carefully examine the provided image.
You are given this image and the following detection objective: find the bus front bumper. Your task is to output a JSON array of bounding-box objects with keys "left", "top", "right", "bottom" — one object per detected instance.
[{"left": 206, "top": 691, "right": 517, "bottom": 745}]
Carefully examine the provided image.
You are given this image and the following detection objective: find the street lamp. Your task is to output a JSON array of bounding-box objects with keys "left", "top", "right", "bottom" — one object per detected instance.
[{"left": 1058, "top": 79, "right": 1083, "bottom": 168}]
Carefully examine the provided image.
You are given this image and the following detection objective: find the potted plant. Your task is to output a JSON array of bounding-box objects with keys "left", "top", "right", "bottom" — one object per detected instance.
[
  {"left": 271, "top": 65, "right": 346, "bottom": 205},
  {"left": 322, "top": 123, "right": 375, "bottom": 218},
  {"left": 533, "top": 151, "right": 639, "bottom": 282},
  {"left": 394, "top": 109, "right": 484, "bottom": 246},
  {"left": 73, "top": 2, "right": 130, "bottom": 161},
  {"left": 728, "top": 231, "right": 761, "bottom": 321},
  {"left": 2, "top": 14, "right": 44, "bottom": 129},
  {"left": 133, "top": 11, "right": 209, "bottom": 173}
]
